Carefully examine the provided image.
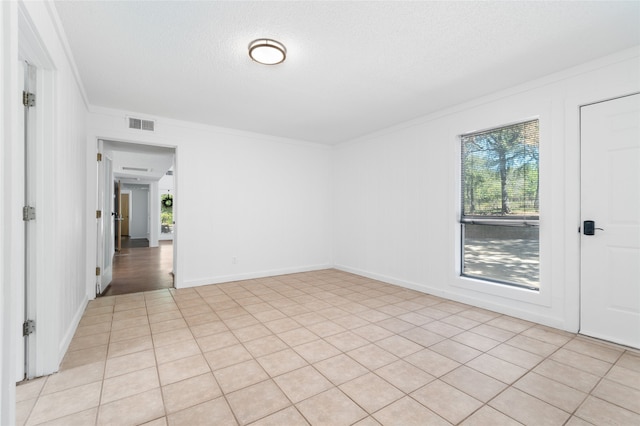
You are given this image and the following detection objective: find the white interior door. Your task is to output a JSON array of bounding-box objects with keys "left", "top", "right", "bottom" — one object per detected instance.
[
  {"left": 21, "top": 61, "right": 37, "bottom": 380},
  {"left": 103, "top": 157, "right": 114, "bottom": 289},
  {"left": 16, "top": 61, "right": 26, "bottom": 382},
  {"left": 96, "top": 142, "right": 114, "bottom": 294},
  {"left": 580, "top": 93, "right": 640, "bottom": 349}
]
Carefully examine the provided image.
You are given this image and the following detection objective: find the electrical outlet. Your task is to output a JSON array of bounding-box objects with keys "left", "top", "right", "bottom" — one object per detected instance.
[{"left": 232, "top": 257, "right": 237, "bottom": 264}]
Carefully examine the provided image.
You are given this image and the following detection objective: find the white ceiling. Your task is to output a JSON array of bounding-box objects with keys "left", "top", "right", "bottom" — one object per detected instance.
[
  {"left": 55, "top": 1, "right": 640, "bottom": 145},
  {"left": 104, "top": 140, "right": 174, "bottom": 183}
]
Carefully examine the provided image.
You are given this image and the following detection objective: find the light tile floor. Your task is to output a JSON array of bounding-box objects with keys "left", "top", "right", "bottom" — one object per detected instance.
[{"left": 16, "top": 269, "right": 640, "bottom": 425}]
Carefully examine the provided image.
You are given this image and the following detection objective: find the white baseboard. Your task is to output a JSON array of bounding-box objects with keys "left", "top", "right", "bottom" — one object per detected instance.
[
  {"left": 180, "top": 263, "right": 333, "bottom": 288},
  {"left": 333, "top": 264, "right": 569, "bottom": 332},
  {"left": 57, "top": 295, "right": 89, "bottom": 369}
]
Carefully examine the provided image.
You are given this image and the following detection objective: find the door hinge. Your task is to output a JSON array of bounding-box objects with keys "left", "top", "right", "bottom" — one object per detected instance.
[
  {"left": 96, "top": 267, "right": 101, "bottom": 276},
  {"left": 97, "top": 153, "right": 102, "bottom": 162},
  {"left": 23, "top": 320, "right": 35, "bottom": 336},
  {"left": 23, "top": 206, "right": 36, "bottom": 221},
  {"left": 22, "top": 91, "right": 35, "bottom": 107},
  {"left": 96, "top": 210, "right": 102, "bottom": 219}
]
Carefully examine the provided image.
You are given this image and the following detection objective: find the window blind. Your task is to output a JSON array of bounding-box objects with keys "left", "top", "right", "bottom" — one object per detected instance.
[{"left": 461, "top": 119, "right": 539, "bottom": 225}]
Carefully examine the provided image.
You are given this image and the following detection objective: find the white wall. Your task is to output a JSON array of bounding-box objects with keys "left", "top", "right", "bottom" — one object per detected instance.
[
  {"left": 122, "top": 184, "right": 150, "bottom": 239},
  {"left": 87, "top": 110, "right": 333, "bottom": 289},
  {"left": 1, "top": 7, "right": 636, "bottom": 425},
  {"left": 333, "top": 47, "right": 640, "bottom": 333},
  {"left": 1, "top": 2, "right": 19, "bottom": 424},
  {"left": 1, "top": 0, "right": 89, "bottom": 423},
  {"left": 158, "top": 172, "right": 174, "bottom": 193},
  {"left": 20, "top": 0, "right": 89, "bottom": 374}
]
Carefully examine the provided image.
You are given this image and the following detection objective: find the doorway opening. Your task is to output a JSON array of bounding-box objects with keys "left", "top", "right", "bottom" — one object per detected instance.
[
  {"left": 103, "top": 239, "right": 174, "bottom": 296},
  {"left": 97, "top": 139, "right": 177, "bottom": 297}
]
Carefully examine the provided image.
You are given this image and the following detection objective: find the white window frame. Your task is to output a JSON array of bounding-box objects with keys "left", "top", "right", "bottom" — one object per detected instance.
[{"left": 458, "top": 119, "right": 541, "bottom": 290}]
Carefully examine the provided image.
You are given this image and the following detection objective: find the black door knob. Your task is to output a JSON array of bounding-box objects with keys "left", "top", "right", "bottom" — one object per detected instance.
[{"left": 583, "top": 220, "right": 604, "bottom": 235}]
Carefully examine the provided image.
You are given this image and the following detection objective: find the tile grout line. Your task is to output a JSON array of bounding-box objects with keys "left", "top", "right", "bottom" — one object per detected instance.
[
  {"left": 146, "top": 291, "right": 170, "bottom": 426},
  {"left": 181, "top": 286, "right": 247, "bottom": 426},
  {"left": 18, "top": 271, "right": 640, "bottom": 425}
]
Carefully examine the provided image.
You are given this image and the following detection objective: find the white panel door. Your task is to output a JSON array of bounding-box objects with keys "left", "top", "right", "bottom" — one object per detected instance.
[
  {"left": 16, "top": 60, "right": 25, "bottom": 382},
  {"left": 580, "top": 93, "right": 640, "bottom": 349},
  {"left": 96, "top": 142, "right": 114, "bottom": 294},
  {"left": 22, "top": 61, "right": 38, "bottom": 380}
]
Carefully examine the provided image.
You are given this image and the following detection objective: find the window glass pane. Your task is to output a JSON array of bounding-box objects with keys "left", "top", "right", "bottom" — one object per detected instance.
[
  {"left": 161, "top": 194, "right": 173, "bottom": 234},
  {"left": 462, "top": 120, "right": 539, "bottom": 220},
  {"left": 460, "top": 119, "right": 539, "bottom": 289},
  {"left": 463, "top": 224, "right": 539, "bottom": 289}
]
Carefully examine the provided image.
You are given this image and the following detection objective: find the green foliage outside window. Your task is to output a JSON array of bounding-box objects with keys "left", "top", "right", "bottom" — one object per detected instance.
[
  {"left": 462, "top": 120, "right": 539, "bottom": 218},
  {"left": 161, "top": 193, "right": 173, "bottom": 228}
]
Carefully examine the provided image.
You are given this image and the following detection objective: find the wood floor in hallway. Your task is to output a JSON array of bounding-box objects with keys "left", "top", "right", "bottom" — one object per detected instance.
[{"left": 101, "top": 240, "right": 174, "bottom": 296}]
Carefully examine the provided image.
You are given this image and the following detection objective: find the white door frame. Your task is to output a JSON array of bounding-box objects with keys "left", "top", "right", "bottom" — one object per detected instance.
[
  {"left": 17, "top": 2, "right": 59, "bottom": 380},
  {"left": 21, "top": 59, "right": 37, "bottom": 382},
  {"left": 561, "top": 74, "right": 640, "bottom": 334},
  {"left": 96, "top": 141, "right": 115, "bottom": 295},
  {"left": 0, "top": 4, "right": 19, "bottom": 423},
  {"left": 95, "top": 138, "right": 178, "bottom": 289},
  {"left": 579, "top": 92, "right": 640, "bottom": 347}
]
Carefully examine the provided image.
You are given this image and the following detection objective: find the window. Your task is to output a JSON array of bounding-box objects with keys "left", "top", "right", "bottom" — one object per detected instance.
[
  {"left": 161, "top": 193, "right": 173, "bottom": 235},
  {"left": 460, "top": 119, "right": 539, "bottom": 290}
]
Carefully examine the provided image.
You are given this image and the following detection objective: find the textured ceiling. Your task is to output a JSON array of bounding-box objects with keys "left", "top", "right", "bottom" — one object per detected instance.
[{"left": 55, "top": 1, "right": 640, "bottom": 145}]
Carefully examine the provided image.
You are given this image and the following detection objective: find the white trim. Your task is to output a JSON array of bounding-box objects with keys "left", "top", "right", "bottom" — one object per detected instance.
[
  {"left": 448, "top": 107, "right": 554, "bottom": 309},
  {"left": 89, "top": 105, "right": 334, "bottom": 150},
  {"left": 339, "top": 46, "right": 640, "bottom": 149},
  {"left": 1, "top": 1, "right": 19, "bottom": 424},
  {"left": 97, "top": 134, "right": 178, "bottom": 152},
  {"left": 149, "top": 181, "right": 160, "bottom": 246},
  {"left": 18, "top": 0, "right": 53, "bottom": 381},
  {"left": 93, "top": 137, "right": 178, "bottom": 285},
  {"left": 96, "top": 143, "right": 108, "bottom": 295},
  {"left": 17, "top": 5, "right": 52, "bottom": 68},
  {"left": 573, "top": 92, "right": 640, "bottom": 336},
  {"left": 331, "top": 52, "right": 640, "bottom": 336},
  {"left": 34, "top": 65, "right": 58, "bottom": 378},
  {"left": 180, "top": 264, "right": 333, "bottom": 288},
  {"left": 334, "top": 264, "right": 567, "bottom": 330},
  {"left": 564, "top": 87, "right": 640, "bottom": 334},
  {"left": 57, "top": 296, "right": 88, "bottom": 363},
  {"left": 17, "top": 0, "right": 82, "bottom": 379},
  {"left": 23, "top": 61, "right": 36, "bottom": 381},
  {"left": 43, "top": 0, "right": 89, "bottom": 108},
  {"left": 172, "top": 149, "right": 179, "bottom": 284}
]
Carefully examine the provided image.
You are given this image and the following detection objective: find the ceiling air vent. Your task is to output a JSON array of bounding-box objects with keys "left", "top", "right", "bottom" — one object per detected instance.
[{"left": 128, "top": 117, "right": 155, "bottom": 131}]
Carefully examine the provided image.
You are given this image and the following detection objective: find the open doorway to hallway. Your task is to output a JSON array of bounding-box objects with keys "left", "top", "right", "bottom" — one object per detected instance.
[
  {"left": 102, "top": 239, "right": 174, "bottom": 296},
  {"left": 97, "top": 140, "right": 176, "bottom": 297}
]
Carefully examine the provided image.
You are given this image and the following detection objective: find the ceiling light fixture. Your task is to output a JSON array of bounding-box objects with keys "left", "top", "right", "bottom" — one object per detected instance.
[{"left": 248, "top": 38, "right": 286, "bottom": 65}]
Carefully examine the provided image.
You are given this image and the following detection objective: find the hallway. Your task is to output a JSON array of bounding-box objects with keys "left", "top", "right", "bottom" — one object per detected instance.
[{"left": 101, "top": 240, "right": 174, "bottom": 297}]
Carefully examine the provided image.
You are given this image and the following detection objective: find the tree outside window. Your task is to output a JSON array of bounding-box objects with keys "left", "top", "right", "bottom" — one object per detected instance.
[
  {"left": 460, "top": 119, "right": 539, "bottom": 289},
  {"left": 161, "top": 193, "right": 173, "bottom": 234}
]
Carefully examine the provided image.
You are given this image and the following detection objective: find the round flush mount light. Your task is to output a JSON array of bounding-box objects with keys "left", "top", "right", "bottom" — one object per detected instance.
[{"left": 248, "top": 38, "right": 286, "bottom": 65}]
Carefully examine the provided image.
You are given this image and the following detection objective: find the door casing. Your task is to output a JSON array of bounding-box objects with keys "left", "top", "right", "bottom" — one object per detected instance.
[
  {"left": 96, "top": 142, "right": 114, "bottom": 295},
  {"left": 579, "top": 93, "right": 640, "bottom": 349},
  {"left": 95, "top": 139, "right": 178, "bottom": 294}
]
